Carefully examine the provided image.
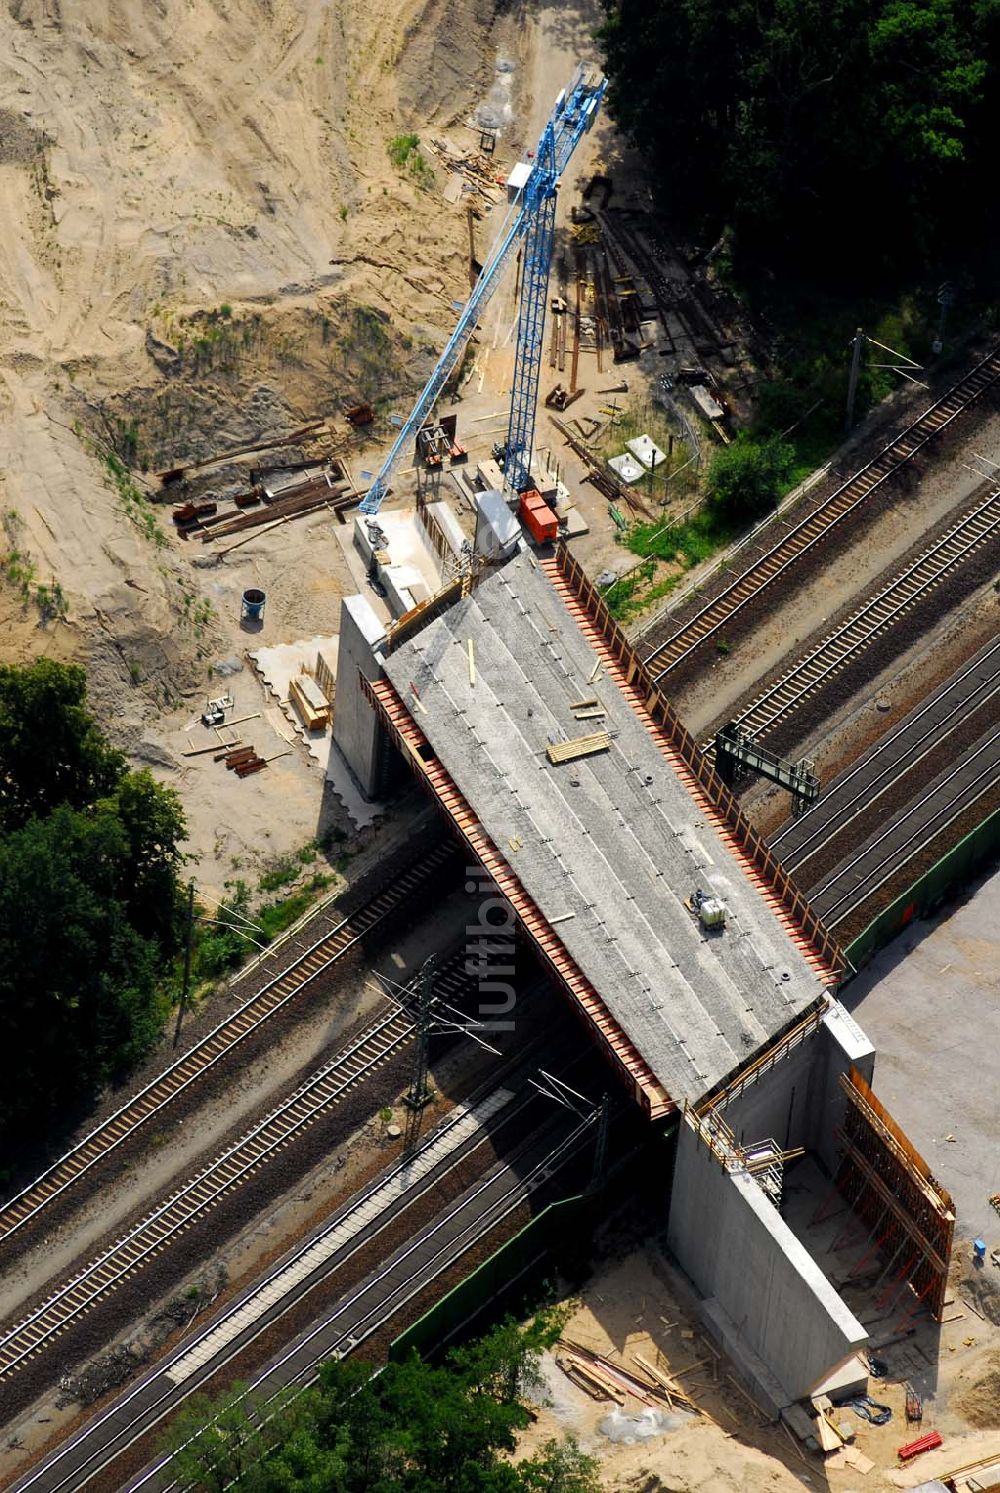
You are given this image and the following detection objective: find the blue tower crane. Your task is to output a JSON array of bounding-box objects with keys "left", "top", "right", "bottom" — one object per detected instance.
[{"left": 359, "top": 64, "right": 605, "bottom": 517}]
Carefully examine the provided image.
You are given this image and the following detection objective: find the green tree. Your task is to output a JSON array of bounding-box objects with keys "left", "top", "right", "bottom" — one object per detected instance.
[
  {"left": 706, "top": 433, "right": 794, "bottom": 524},
  {"left": 101, "top": 770, "right": 186, "bottom": 945},
  {"left": 0, "top": 805, "right": 164, "bottom": 1139},
  {"left": 0, "top": 660, "right": 125, "bottom": 832},
  {"left": 518, "top": 1438, "right": 602, "bottom": 1493},
  {"left": 159, "top": 1318, "right": 595, "bottom": 1493},
  {"left": 598, "top": 0, "right": 997, "bottom": 281},
  {"left": 0, "top": 663, "right": 187, "bottom": 1150},
  {"left": 168, "top": 1385, "right": 300, "bottom": 1493}
]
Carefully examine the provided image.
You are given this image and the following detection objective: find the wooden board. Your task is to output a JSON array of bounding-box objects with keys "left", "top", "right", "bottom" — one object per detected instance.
[
  {"left": 289, "top": 676, "right": 329, "bottom": 731},
  {"left": 546, "top": 731, "right": 611, "bottom": 765}
]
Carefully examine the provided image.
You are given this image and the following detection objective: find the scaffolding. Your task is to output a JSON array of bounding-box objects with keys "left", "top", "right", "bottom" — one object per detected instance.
[{"left": 825, "top": 1068, "right": 954, "bottom": 1323}]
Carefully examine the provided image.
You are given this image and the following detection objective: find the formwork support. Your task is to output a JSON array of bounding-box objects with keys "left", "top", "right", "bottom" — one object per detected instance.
[{"left": 834, "top": 1068, "right": 954, "bottom": 1321}]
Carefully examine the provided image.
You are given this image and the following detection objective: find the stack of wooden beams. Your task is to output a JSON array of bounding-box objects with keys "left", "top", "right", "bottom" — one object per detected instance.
[
  {"left": 199, "top": 480, "right": 353, "bottom": 542},
  {"left": 546, "top": 731, "right": 611, "bottom": 765},
  {"left": 221, "top": 745, "right": 267, "bottom": 778}
]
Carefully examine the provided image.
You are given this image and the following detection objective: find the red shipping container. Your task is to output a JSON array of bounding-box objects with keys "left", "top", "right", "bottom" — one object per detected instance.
[{"left": 519, "top": 491, "right": 557, "bottom": 544}]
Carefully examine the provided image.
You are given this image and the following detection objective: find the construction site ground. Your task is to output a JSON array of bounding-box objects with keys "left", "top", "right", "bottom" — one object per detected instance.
[
  {"left": 523, "top": 1203, "right": 1000, "bottom": 1491},
  {"left": 0, "top": 0, "right": 762, "bottom": 906}
]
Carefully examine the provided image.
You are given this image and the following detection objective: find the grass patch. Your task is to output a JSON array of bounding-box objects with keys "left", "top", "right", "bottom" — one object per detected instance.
[
  {"left": 387, "top": 133, "right": 434, "bottom": 188},
  {"left": 605, "top": 505, "right": 741, "bottom": 623},
  {"left": 98, "top": 447, "right": 167, "bottom": 548},
  {"left": 0, "top": 513, "right": 69, "bottom": 620},
  {"left": 184, "top": 867, "right": 334, "bottom": 992}
]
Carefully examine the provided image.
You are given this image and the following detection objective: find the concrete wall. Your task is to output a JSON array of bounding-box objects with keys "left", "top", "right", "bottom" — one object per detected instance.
[
  {"left": 331, "top": 594, "right": 390, "bottom": 799},
  {"left": 668, "top": 1116, "right": 868, "bottom": 1404},
  {"left": 723, "top": 1028, "right": 821, "bottom": 1156},
  {"left": 814, "top": 1001, "right": 875, "bottom": 1174},
  {"left": 718, "top": 999, "right": 876, "bottom": 1176}
]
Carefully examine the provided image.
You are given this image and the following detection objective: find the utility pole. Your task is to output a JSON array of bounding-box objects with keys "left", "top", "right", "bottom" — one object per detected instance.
[
  {"left": 589, "top": 1093, "right": 610, "bottom": 1194},
  {"left": 173, "top": 880, "right": 196, "bottom": 1050},
  {"left": 845, "top": 327, "right": 864, "bottom": 433},
  {"left": 933, "top": 281, "right": 955, "bottom": 356},
  {"left": 404, "top": 956, "right": 436, "bottom": 1150}
]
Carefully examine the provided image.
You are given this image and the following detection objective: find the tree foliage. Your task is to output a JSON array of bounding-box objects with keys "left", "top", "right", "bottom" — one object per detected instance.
[
  {"left": 0, "top": 660, "right": 124, "bottom": 832},
  {"left": 164, "top": 1318, "right": 602, "bottom": 1493},
  {"left": 0, "top": 662, "right": 185, "bottom": 1151},
  {"left": 598, "top": 0, "right": 1000, "bottom": 281},
  {"left": 706, "top": 433, "right": 794, "bottom": 523}
]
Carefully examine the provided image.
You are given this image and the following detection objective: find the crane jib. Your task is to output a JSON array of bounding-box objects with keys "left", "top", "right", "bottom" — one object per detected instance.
[{"left": 359, "top": 65, "right": 606, "bottom": 517}]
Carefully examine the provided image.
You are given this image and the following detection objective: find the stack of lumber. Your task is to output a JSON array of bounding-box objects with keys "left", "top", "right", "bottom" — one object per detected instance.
[
  {"left": 289, "top": 673, "right": 331, "bottom": 731},
  {"left": 556, "top": 1340, "right": 700, "bottom": 1413},
  {"left": 546, "top": 731, "right": 610, "bottom": 765},
  {"left": 220, "top": 745, "right": 267, "bottom": 779}
]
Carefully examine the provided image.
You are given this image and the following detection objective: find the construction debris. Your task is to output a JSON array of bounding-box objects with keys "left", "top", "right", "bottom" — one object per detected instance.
[
  {"left": 556, "top": 1340, "right": 697, "bottom": 1412},
  {"left": 545, "top": 383, "right": 585, "bottom": 412},
  {"left": 549, "top": 415, "right": 653, "bottom": 519}
]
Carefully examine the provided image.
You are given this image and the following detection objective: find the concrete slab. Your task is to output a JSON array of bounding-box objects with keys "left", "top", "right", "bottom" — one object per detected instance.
[
  {"left": 845, "top": 866, "right": 1000, "bottom": 1243},
  {"left": 250, "top": 635, "right": 335, "bottom": 769},
  {"left": 608, "top": 452, "right": 646, "bottom": 484},
  {"left": 383, "top": 556, "right": 828, "bottom": 1103},
  {"left": 627, "top": 434, "right": 666, "bottom": 470}
]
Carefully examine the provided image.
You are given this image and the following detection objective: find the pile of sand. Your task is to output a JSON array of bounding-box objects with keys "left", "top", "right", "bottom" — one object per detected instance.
[{"left": 952, "top": 1349, "right": 1000, "bottom": 1429}]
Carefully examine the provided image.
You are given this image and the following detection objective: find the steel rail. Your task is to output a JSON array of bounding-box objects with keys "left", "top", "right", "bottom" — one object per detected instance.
[
  {"left": 132, "top": 1114, "right": 597, "bottom": 1493},
  {"left": 816, "top": 726, "right": 1000, "bottom": 926},
  {"left": 12, "top": 1091, "right": 594, "bottom": 1493},
  {"left": 643, "top": 345, "right": 1000, "bottom": 680},
  {"left": 771, "top": 635, "right": 1000, "bottom": 858},
  {"left": 774, "top": 659, "right": 1000, "bottom": 880},
  {"left": 710, "top": 488, "right": 1000, "bottom": 751},
  {"left": 0, "top": 948, "right": 484, "bottom": 1381},
  {"left": 0, "top": 841, "right": 456, "bottom": 1247}
]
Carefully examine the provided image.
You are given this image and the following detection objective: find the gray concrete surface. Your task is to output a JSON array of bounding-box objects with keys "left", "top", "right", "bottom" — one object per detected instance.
[
  {"left": 668, "top": 1117, "right": 868, "bottom": 1403},
  {"left": 845, "top": 865, "right": 1000, "bottom": 1243},
  {"left": 384, "top": 557, "right": 828, "bottom": 1104},
  {"left": 332, "top": 594, "right": 391, "bottom": 798}
]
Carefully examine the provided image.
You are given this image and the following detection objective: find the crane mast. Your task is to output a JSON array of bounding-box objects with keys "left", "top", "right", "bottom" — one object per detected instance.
[{"left": 359, "top": 64, "right": 605, "bottom": 517}]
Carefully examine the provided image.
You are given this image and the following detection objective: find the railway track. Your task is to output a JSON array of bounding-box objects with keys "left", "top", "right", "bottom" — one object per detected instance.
[
  {"left": 0, "top": 841, "right": 457, "bottom": 1249},
  {"left": 644, "top": 344, "right": 1000, "bottom": 682},
  {"left": 0, "top": 947, "right": 478, "bottom": 1383},
  {"left": 707, "top": 485, "right": 1000, "bottom": 751},
  {"left": 800, "top": 724, "right": 1000, "bottom": 934},
  {"left": 11, "top": 1067, "right": 600, "bottom": 1493},
  {"left": 772, "top": 636, "right": 1000, "bottom": 886}
]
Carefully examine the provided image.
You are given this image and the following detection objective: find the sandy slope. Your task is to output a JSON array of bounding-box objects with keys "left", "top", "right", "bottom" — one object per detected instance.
[{"left": 0, "top": 0, "right": 499, "bottom": 726}]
